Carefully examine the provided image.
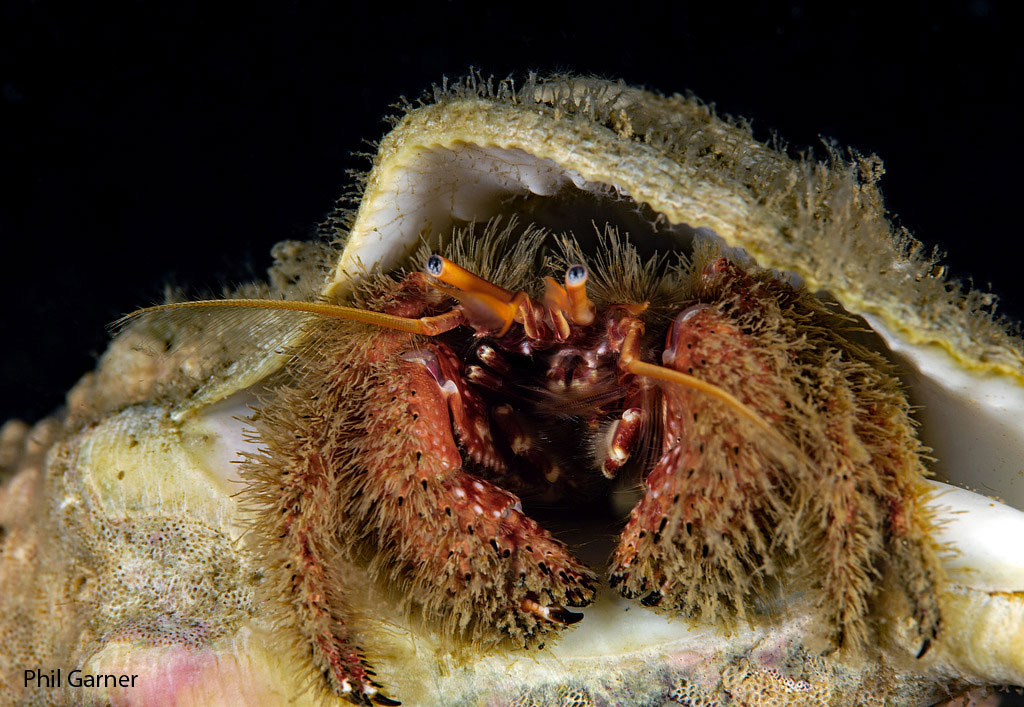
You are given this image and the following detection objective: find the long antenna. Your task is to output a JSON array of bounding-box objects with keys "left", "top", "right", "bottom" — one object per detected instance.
[{"left": 115, "top": 298, "right": 465, "bottom": 336}]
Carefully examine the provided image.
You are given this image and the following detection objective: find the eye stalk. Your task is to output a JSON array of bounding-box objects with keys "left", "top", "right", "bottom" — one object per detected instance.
[
  {"left": 425, "top": 254, "right": 515, "bottom": 304},
  {"left": 564, "top": 264, "right": 596, "bottom": 326},
  {"left": 424, "top": 254, "right": 521, "bottom": 336}
]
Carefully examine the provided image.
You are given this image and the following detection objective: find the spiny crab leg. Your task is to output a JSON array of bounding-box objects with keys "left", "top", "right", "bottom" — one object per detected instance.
[{"left": 111, "top": 261, "right": 602, "bottom": 705}]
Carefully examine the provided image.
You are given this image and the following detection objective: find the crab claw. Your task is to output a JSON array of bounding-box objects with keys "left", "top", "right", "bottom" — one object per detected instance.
[{"left": 520, "top": 595, "right": 584, "bottom": 626}]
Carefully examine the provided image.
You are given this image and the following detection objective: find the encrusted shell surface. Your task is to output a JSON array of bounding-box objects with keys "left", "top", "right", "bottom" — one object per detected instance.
[{"left": 2, "top": 75, "right": 1023, "bottom": 705}]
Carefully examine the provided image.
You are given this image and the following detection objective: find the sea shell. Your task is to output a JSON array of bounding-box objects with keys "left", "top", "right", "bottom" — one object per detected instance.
[{"left": 2, "top": 75, "right": 1023, "bottom": 706}]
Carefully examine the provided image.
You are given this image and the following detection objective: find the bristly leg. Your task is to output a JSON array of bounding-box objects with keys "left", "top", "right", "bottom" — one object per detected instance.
[
  {"left": 241, "top": 337, "right": 396, "bottom": 705},
  {"left": 610, "top": 256, "right": 944, "bottom": 652},
  {"left": 241, "top": 271, "right": 596, "bottom": 700},
  {"left": 609, "top": 300, "right": 798, "bottom": 620},
  {"left": 356, "top": 341, "right": 596, "bottom": 639}
]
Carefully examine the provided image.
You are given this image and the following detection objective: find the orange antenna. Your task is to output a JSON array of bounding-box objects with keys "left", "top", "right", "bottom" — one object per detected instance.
[
  {"left": 617, "top": 318, "right": 814, "bottom": 470},
  {"left": 116, "top": 298, "right": 465, "bottom": 337},
  {"left": 626, "top": 359, "right": 776, "bottom": 437}
]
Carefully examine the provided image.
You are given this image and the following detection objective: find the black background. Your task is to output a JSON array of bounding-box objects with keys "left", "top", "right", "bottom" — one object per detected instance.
[
  {"left": 2, "top": 2, "right": 1020, "bottom": 430},
  {"left": 2, "top": 3, "right": 1023, "bottom": 704}
]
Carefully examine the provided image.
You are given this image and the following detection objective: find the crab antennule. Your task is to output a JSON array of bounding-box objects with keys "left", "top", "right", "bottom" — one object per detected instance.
[
  {"left": 542, "top": 276, "right": 570, "bottom": 312},
  {"left": 564, "top": 264, "right": 596, "bottom": 326},
  {"left": 427, "top": 280, "right": 519, "bottom": 335},
  {"left": 541, "top": 277, "right": 573, "bottom": 340},
  {"left": 116, "top": 298, "right": 465, "bottom": 336}
]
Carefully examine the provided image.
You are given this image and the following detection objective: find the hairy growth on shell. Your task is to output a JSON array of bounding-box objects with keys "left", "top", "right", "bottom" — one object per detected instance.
[{"left": 334, "top": 72, "right": 1022, "bottom": 379}]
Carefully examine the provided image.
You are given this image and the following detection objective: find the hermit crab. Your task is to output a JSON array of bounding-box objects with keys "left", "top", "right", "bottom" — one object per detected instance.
[{"left": 3, "top": 75, "right": 1024, "bottom": 706}]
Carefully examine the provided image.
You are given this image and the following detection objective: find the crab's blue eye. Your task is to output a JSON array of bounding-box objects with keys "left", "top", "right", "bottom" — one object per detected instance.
[
  {"left": 566, "top": 265, "right": 587, "bottom": 285},
  {"left": 426, "top": 254, "right": 443, "bottom": 276}
]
